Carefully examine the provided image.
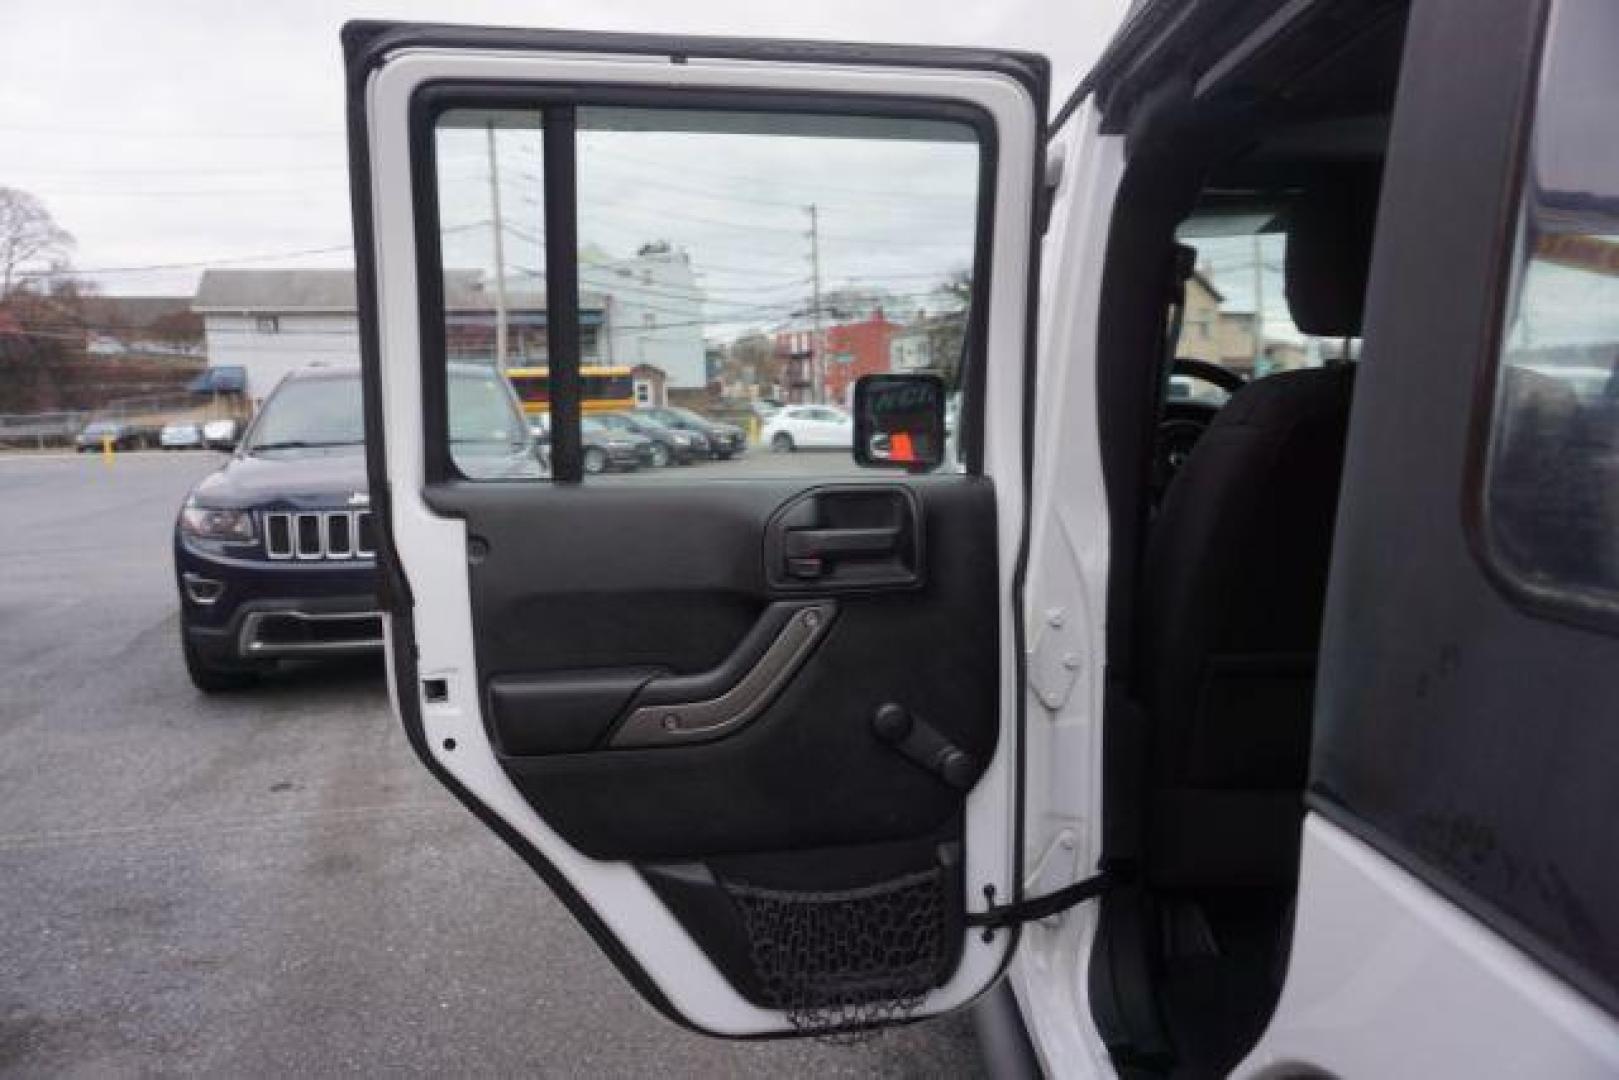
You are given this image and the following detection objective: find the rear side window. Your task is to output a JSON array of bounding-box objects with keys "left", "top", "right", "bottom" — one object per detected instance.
[
  {"left": 428, "top": 102, "right": 982, "bottom": 482},
  {"left": 1482, "top": 0, "right": 1619, "bottom": 621}
]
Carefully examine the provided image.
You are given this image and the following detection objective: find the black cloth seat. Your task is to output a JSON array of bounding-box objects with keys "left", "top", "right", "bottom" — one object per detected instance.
[
  {"left": 1138, "top": 364, "right": 1355, "bottom": 890},
  {"left": 1137, "top": 174, "right": 1375, "bottom": 891}
]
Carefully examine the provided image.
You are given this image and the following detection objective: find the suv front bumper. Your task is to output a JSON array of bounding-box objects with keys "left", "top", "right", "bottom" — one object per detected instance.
[
  {"left": 186, "top": 597, "right": 384, "bottom": 664},
  {"left": 176, "top": 536, "right": 382, "bottom": 665}
]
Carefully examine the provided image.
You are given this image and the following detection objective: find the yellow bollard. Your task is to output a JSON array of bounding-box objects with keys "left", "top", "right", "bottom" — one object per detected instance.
[
  {"left": 102, "top": 434, "right": 114, "bottom": 464},
  {"left": 747, "top": 415, "right": 760, "bottom": 446}
]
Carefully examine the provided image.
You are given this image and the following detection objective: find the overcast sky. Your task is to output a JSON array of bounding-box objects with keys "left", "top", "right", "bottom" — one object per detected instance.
[{"left": 0, "top": 0, "right": 1128, "bottom": 304}]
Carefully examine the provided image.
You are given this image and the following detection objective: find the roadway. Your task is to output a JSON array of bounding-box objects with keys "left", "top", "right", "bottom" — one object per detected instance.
[{"left": 0, "top": 450, "right": 984, "bottom": 1076}]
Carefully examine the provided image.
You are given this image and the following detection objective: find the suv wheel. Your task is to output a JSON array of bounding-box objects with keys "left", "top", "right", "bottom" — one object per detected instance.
[
  {"left": 771, "top": 432, "right": 795, "bottom": 453},
  {"left": 583, "top": 446, "right": 608, "bottom": 474},
  {"left": 649, "top": 442, "right": 671, "bottom": 468},
  {"left": 181, "top": 631, "right": 259, "bottom": 693}
]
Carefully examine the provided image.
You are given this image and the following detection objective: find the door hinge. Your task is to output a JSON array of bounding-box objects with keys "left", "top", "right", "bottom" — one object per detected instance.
[{"left": 967, "top": 867, "right": 1123, "bottom": 934}]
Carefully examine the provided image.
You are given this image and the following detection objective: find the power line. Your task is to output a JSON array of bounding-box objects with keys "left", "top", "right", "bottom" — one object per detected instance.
[
  {"left": 0, "top": 123, "right": 341, "bottom": 139},
  {"left": 17, "top": 221, "right": 493, "bottom": 279},
  {"left": 19, "top": 244, "right": 355, "bottom": 278}
]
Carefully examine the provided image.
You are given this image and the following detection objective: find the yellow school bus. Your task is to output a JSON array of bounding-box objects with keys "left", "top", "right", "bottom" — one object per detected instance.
[{"left": 506, "top": 366, "right": 636, "bottom": 415}]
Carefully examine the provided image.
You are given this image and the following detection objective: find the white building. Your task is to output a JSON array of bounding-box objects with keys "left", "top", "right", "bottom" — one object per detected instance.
[
  {"left": 888, "top": 311, "right": 965, "bottom": 375},
  {"left": 889, "top": 323, "right": 933, "bottom": 372},
  {"left": 584, "top": 245, "right": 706, "bottom": 390},
  {"left": 193, "top": 270, "right": 363, "bottom": 405},
  {"left": 195, "top": 251, "right": 706, "bottom": 407}
]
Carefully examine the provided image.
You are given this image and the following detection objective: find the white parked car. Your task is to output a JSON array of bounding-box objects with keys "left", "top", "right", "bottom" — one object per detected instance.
[
  {"left": 159, "top": 421, "right": 203, "bottom": 450},
  {"left": 761, "top": 405, "right": 852, "bottom": 451},
  {"left": 201, "top": 418, "right": 240, "bottom": 450}
]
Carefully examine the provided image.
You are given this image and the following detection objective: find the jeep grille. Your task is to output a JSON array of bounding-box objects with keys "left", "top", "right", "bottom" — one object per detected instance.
[{"left": 262, "top": 510, "right": 375, "bottom": 560}]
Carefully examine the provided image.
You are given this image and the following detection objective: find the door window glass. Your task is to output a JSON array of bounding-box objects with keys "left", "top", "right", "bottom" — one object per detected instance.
[
  {"left": 433, "top": 108, "right": 549, "bottom": 479},
  {"left": 430, "top": 105, "right": 981, "bottom": 480},
  {"left": 575, "top": 106, "right": 979, "bottom": 479},
  {"left": 1483, "top": 0, "right": 1619, "bottom": 615}
]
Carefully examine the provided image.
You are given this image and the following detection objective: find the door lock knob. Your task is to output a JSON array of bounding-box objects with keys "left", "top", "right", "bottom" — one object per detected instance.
[{"left": 873, "top": 702, "right": 914, "bottom": 741}]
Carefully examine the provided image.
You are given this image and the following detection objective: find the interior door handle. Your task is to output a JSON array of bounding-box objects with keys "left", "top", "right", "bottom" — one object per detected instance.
[
  {"left": 783, "top": 527, "right": 900, "bottom": 577},
  {"left": 784, "top": 526, "right": 900, "bottom": 557},
  {"left": 765, "top": 486, "right": 923, "bottom": 591}
]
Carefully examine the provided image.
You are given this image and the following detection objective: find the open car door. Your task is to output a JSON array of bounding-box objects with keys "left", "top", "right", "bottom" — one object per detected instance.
[{"left": 344, "top": 21, "right": 1046, "bottom": 1037}]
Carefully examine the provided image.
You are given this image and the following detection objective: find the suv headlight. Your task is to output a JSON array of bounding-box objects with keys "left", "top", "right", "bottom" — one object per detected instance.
[
  {"left": 671, "top": 431, "right": 694, "bottom": 446},
  {"left": 180, "top": 505, "right": 255, "bottom": 541}
]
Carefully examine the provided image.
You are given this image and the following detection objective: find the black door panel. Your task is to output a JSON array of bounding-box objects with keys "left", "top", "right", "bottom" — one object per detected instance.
[{"left": 427, "top": 477, "right": 999, "bottom": 862}]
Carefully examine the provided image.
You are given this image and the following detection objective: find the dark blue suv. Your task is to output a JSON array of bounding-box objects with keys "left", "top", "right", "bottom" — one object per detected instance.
[{"left": 174, "top": 362, "right": 539, "bottom": 691}]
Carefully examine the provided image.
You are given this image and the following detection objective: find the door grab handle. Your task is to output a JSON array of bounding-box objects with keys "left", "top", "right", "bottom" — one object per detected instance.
[{"left": 609, "top": 601, "right": 836, "bottom": 748}]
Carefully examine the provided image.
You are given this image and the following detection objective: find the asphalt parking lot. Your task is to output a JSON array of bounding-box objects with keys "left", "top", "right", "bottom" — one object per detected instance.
[{"left": 0, "top": 450, "right": 985, "bottom": 1076}]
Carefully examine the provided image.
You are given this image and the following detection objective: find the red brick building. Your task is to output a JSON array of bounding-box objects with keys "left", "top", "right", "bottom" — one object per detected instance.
[
  {"left": 822, "top": 308, "right": 897, "bottom": 404},
  {"left": 771, "top": 308, "right": 899, "bottom": 404}
]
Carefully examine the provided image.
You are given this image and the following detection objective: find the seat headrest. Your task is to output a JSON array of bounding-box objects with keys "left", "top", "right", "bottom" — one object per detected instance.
[{"left": 1284, "top": 175, "right": 1381, "bottom": 338}]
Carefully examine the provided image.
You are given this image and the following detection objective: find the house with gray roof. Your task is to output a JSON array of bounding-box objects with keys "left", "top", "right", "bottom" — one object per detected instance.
[
  {"left": 193, "top": 253, "right": 707, "bottom": 406},
  {"left": 192, "top": 268, "right": 613, "bottom": 404}
]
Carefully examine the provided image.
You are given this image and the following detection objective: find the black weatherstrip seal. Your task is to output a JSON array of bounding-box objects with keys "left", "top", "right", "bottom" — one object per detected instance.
[{"left": 341, "top": 18, "right": 1048, "bottom": 1036}]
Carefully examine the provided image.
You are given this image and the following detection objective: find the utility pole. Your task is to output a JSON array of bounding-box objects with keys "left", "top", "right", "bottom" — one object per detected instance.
[
  {"left": 1251, "top": 232, "right": 1265, "bottom": 374},
  {"left": 486, "top": 121, "right": 510, "bottom": 371},
  {"left": 806, "top": 203, "right": 824, "bottom": 404}
]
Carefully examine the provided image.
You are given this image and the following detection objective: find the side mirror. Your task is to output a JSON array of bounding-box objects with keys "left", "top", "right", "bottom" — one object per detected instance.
[{"left": 853, "top": 373, "right": 947, "bottom": 471}]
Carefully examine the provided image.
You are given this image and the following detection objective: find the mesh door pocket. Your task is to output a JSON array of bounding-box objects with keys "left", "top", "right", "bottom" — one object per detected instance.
[{"left": 723, "top": 865, "right": 955, "bottom": 1036}]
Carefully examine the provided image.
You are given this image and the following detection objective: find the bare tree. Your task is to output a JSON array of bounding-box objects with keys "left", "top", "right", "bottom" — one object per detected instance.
[
  {"left": 0, "top": 187, "right": 74, "bottom": 295},
  {"left": 725, "top": 330, "right": 782, "bottom": 394}
]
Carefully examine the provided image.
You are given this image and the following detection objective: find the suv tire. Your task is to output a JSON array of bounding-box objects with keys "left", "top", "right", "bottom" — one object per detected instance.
[
  {"left": 181, "top": 631, "right": 259, "bottom": 693},
  {"left": 771, "top": 432, "right": 795, "bottom": 453}
]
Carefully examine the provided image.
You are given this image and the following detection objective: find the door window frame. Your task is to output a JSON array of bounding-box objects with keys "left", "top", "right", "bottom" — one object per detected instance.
[{"left": 409, "top": 83, "right": 1000, "bottom": 485}]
